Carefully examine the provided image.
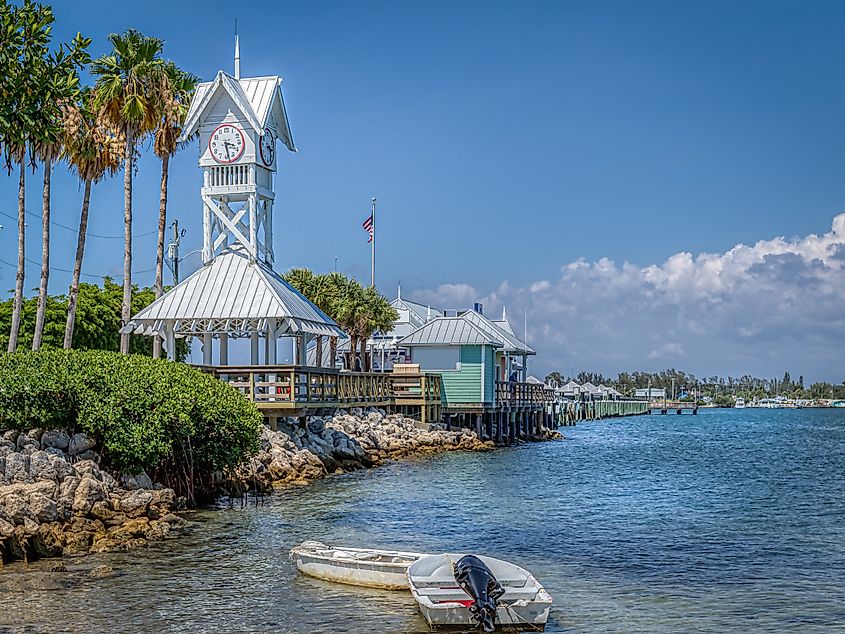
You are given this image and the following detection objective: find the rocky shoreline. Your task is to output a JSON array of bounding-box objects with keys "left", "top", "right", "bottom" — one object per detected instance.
[
  {"left": 1, "top": 410, "right": 560, "bottom": 564},
  {"left": 0, "top": 430, "right": 184, "bottom": 565}
]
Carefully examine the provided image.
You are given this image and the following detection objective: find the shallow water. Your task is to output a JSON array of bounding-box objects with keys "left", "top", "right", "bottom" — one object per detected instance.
[{"left": 1, "top": 408, "right": 844, "bottom": 633}]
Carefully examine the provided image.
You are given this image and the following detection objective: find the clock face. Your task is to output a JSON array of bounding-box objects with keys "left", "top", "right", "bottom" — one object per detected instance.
[
  {"left": 208, "top": 124, "right": 245, "bottom": 163},
  {"left": 259, "top": 127, "right": 275, "bottom": 166}
]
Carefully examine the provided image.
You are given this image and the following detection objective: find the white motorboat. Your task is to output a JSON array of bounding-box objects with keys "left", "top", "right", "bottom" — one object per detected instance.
[
  {"left": 290, "top": 541, "right": 427, "bottom": 590},
  {"left": 407, "top": 553, "right": 552, "bottom": 631},
  {"left": 734, "top": 397, "right": 746, "bottom": 409}
]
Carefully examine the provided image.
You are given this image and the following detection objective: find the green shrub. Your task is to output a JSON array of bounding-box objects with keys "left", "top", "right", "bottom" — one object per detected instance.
[{"left": 0, "top": 350, "right": 262, "bottom": 501}]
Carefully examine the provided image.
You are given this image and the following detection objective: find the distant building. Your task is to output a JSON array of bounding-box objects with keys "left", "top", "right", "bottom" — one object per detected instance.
[{"left": 634, "top": 388, "right": 667, "bottom": 399}]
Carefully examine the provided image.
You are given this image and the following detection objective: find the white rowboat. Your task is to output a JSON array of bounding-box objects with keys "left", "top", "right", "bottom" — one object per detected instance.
[
  {"left": 408, "top": 554, "right": 553, "bottom": 631},
  {"left": 290, "top": 541, "right": 427, "bottom": 590}
]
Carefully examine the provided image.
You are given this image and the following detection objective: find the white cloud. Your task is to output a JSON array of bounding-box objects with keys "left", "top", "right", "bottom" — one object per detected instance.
[{"left": 409, "top": 215, "right": 845, "bottom": 382}]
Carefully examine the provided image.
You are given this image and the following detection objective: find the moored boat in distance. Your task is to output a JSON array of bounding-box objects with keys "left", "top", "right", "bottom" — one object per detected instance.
[
  {"left": 407, "top": 553, "right": 552, "bottom": 631},
  {"left": 290, "top": 541, "right": 427, "bottom": 590},
  {"left": 734, "top": 397, "right": 746, "bottom": 408}
]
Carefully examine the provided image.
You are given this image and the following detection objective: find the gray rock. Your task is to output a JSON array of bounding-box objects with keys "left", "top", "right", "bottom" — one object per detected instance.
[
  {"left": 76, "top": 449, "right": 99, "bottom": 461},
  {"left": 2, "top": 430, "right": 19, "bottom": 444},
  {"left": 73, "top": 460, "right": 102, "bottom": 481},
  {"left": 122, "top": 471, "right": 153, "bottom": 490},
  {"left": 120, "top": 489, "right": 153, "bottom": 518},
  {"left": 307, "top": 417, "right": 325, "bottom": 434},
  {"left": 51, "top": 455, "right": 75, "bottom": 481},
  {"left": 29, "top": 450, "right": 58, "bottom": 482},
  {"left": 0, "top": 455, "right": 4, "bottom": 477},
  {"left": 0, "top": 440, "right": 14, "bottom": 458},
  {"left": 68, "top": 433, "right": 96, "bottom": 456},
  {"left": 16, "top": 432, "right": 39, "bottom": 453},
  {"left": 3, "top": 493, "right": 34, "bottom": 524},
  {"left": 29, "top": 492, "right": 58, "bottom": 523},
  {"left": 5, "top": 453, "right": 30, "bottom": 483},
  {"left": 44, "top": 446, "right": 67, "bottom": 460},
  {"left": 60, "top": 475, "right": 81, "bottom": 500},
  {"left": 72, "top": 475, "right": 108, "bottom": 515},
  {"left": 41, "top": 430, "right": 70, "bottom": 450}
]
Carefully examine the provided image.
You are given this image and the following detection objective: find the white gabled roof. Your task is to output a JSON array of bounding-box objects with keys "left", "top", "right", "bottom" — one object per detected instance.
[
  {"left": 399, "top": 316, "right": 503, "bottom": 347},
  {"left": 460, "top": 310, "right": 535, "bottom": 355},
  {"left": 181, "top": 71, "right": 296, "bottom": 151},
  {"left": 123, "top": 244, "right": 343, "bottom": 338}
]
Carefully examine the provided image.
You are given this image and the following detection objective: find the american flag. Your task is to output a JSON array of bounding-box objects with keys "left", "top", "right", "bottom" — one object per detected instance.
[{"left": 362, "top": 214, "right": 374, "bottom": 243}]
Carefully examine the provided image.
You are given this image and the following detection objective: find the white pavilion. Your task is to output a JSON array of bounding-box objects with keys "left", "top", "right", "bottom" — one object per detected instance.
[{"left": 123, "top": 40, "right": 345, "bottom": 364}]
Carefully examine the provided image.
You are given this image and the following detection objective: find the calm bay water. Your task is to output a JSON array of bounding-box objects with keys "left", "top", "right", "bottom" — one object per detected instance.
[{"left": 2, "top": 408, "right": 844, "bottom": 633}]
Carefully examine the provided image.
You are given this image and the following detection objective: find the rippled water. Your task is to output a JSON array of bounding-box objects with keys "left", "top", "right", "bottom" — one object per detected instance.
[{"left": 2, "top": 408, "right": 844, "bottom": 633}]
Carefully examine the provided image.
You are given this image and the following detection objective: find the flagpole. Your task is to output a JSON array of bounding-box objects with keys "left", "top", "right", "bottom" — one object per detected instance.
[{"left": 371, "top": 197, "right": 376, "bottom": 287}]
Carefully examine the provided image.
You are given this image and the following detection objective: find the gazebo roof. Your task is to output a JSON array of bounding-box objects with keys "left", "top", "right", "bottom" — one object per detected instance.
[{"left": 123, "top": 244, "right": 344, "bottom": 338}]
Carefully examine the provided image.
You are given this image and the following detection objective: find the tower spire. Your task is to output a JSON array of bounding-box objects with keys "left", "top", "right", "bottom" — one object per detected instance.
[
  {"left": 234, "top": 21, "right": 240, "bottom": 79},
  {"left": 397, "top": 281, "right": 401, "bottom": 300}
]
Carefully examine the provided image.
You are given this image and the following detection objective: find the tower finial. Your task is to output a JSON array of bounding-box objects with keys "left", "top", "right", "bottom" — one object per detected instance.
[
  {"left": 234, "top": 20, "right": 240, "bottom": 79},
  {"left": 502, "top": 305, "right": 507, "bottom": 321},
  {"left": 397, "top": 281, "right": 401, "bottom": 300}
]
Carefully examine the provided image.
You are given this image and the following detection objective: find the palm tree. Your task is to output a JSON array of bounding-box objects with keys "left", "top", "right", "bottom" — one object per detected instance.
[
  {"left": 151, "top": 62, "right": 198, "bottom": 358},
  {"left": 62, "top": 89, "right": 123, "bottom": 348},
  {"left": 30, "top": 35, "right": 90, "bottom": 351},
  {"left": 92, "top": 29, "right": 167, "bottom": 354},
  {"left": 3, "top": 0, "right": 42, "bottom": 352}
]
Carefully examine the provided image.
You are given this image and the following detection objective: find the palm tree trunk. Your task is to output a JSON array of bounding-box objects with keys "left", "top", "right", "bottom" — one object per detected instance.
[
  {"left": 349, "top": 335, "right": 358, "bottom": 371},
  {"left": 329, "top": 336, "right": 338, "bottom": 370},
  {"left": 119, "top": 132, "right": 133, "bottom": 354},
  {"left": 32, "top": 162, "right": 52, "bottom": 351},
  {"left": 64, "top": 178, "right": 92, "bottom": 349},
  {"left": 8, "top": 163, "right": 25, "bottom": 352},
  {"left": 360, "top": 337, "right": 369, "bottom": 372},
  {"left": 315, "top": 336, "right": 323, "bottom": 367},
  {"left": 152, "top": 152, "right": 169, "bottom": 359}
]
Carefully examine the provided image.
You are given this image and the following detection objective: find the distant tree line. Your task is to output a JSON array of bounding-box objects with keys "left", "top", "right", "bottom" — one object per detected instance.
[{"left": 545, "top": 368, "right": 845, "bottom": 404}]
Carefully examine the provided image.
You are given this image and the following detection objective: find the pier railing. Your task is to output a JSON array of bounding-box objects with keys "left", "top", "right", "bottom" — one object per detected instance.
[
  {"left": 495, "top": 381, "right": 554, "bottom": 408},
  {"left": 198, "top": 365, "right": 442, "bottom": 419}
]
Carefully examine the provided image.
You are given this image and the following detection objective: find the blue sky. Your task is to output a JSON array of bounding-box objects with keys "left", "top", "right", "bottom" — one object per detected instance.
[{"left": 2, "top": 0, "right": 845, "bottom": 382}]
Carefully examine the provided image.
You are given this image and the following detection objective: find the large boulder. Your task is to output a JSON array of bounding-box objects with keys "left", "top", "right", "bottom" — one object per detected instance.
[
  {"left": 16, "top": 430, "right": 41, "bottom": 454},
  {"left": 307, "top": 417, "right": 325, "bottom": 434},
  {"left": 41, "top": 430, "right": 70, "bottom": 450},
  {"left": 0, "top": 439, "right": 14, "bottom": 459},
  {"left": 29, "top": 492, "right": 58, "bottom": 523},
  {"left": 29, "top": 450, "right": 58, "bottom": 482},
  {"left": 120, "top": 489, "right": 153, "bottom": 518},
  {"left": 72, "top": 475, "right": 108, "bottom": 515},
  {"left": 121, "top": 471, "right": 153, "bottom": 491},
  {"left": 68, "top": 433, "right": 96, "bottom": 457},
  {"left": 4, "top": 452, "right": 30, "bottom": 483},
  {"left": 3, "top": 493, "right": 34, "bottom": 524},
  {"left": 73, "top": 460, "right": 102, "bottom": 481}
]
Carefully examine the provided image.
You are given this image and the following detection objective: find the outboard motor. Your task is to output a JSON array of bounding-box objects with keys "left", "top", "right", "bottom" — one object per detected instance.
[{"left": 453, "top": 555, "right": 505, "bottom": 632}]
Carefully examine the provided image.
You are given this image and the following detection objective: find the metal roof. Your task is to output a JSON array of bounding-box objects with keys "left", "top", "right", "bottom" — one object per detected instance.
[
  {"left": 460, "top": 309, "right": 535, "bottom": 355},
  {"left": 398, "top": 316, "right": 503, "bottom": 347},
  {"left": 123, "top": 244, "right": 344, "bottom": 338}
]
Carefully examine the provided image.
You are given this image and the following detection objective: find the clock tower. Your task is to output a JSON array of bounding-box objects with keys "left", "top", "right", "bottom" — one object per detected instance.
[{"left": 180, "top": 36, "right": 296, "bottom": 266}]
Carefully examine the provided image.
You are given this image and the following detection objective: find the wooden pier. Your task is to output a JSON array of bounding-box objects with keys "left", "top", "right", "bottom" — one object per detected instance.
[
  {"left": 557, "top": 399, "right": 650, "bottom": 425},
  {"left": 200, "top": 365, "right": 652, "bottom": 444}
]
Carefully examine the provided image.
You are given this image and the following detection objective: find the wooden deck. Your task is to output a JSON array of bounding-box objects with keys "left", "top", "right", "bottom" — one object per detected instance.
[{"left": 198, "top": 365, "right": 444, "bottom": 424}]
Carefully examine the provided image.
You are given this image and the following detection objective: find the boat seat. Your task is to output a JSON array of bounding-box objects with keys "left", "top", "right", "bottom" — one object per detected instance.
[
  {"left": 417, "top": 587, "right": 540, "bottom": 602},
  {"left": 413, "top": 576, "right": 527, "bottom": 589}
]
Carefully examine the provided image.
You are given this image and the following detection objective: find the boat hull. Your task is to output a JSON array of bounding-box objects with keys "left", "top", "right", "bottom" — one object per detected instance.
[
  {"left": 416, "top": 596, "right": 552, "bottom": 630},
  {"left": 290, "top": 543, "right": 425, "bottom": 590},
  {"left": 408, "top": 554, "right": 552, "bottom": 631}
]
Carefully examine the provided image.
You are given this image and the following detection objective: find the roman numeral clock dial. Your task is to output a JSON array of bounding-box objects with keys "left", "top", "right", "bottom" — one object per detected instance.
[{"left": 209, "top": 124, "right": 245, "bottom": 163}]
